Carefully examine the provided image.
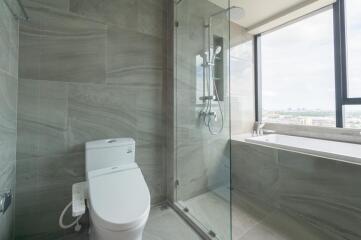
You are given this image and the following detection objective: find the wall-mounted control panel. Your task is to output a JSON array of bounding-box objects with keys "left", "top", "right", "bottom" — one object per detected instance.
[
  {"left": 72, "top": 182, "right": 87, "bottom": 217},
  {"left": 0, "top": 190, "right": 12, "bottom": 215}
]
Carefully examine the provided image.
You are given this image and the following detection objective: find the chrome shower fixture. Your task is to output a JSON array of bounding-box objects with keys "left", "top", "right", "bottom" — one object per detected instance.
[
  {"left": 211, "top": 46, "right": 222, "bottom": 65},
  {"left": 199, "top": 45, "right": 224, "bottom": 135}
]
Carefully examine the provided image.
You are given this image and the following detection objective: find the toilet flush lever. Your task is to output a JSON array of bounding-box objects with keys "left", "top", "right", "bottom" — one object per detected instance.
[{"left": 0, "top": 190, "right": 12, "bottom": 215}]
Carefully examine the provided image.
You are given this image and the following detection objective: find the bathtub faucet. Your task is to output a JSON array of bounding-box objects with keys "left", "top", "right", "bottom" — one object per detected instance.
[{"left": 253, "top": 122, "right": 265, "bottom": 136}]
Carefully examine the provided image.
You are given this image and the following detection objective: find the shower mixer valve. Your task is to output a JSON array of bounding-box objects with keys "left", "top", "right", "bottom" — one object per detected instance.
[{"left": 200, "top": 110, "right": 218, "bottom": 122}]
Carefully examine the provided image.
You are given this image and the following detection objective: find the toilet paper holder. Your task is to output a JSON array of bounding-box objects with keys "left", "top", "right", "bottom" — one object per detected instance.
[{"left": 0, "top": 190, "right": 12, "bottom": 215}]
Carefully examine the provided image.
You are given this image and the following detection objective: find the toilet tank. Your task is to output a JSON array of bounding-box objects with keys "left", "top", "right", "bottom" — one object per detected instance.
[{"left": 85, "top": 138, "right": 135, "bottom": 174}]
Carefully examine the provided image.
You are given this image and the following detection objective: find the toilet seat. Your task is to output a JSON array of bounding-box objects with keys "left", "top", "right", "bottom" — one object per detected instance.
[{"left": 88, "top": 165, "right": 151, "bottom": 232}]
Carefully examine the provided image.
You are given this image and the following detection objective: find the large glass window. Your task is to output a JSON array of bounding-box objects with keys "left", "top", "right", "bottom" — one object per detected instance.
[
  {"left": 345, "top": 0, "right": 361, "bottom": 98},
  {"left": 260, "top": 9, "right": 336, "bottom": 127}
]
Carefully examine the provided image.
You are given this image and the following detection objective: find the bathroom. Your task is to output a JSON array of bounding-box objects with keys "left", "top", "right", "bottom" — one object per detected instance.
[{"left": 0, "top": 0, "right": 360, "bottom": 239}]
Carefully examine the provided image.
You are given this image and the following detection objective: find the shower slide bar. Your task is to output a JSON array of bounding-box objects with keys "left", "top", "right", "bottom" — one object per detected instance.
[{"left": 3, "top": 0, "right": 29, "bottom": 21}]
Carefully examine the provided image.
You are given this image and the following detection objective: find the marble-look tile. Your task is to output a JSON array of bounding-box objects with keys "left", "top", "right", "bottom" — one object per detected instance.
[
  {"left": 17, "top": 119, "right": 67, "bottom": 158},
  {"left": 18, "top": 79, "right": 68, "bottom": 130},
  {"left": 15, "top": 153, "right": 85, "bottom": 239},
  {"left": 36, "top": 152, "right": 85, "bottom": 191},
  {"left": 0, "top": 2, "right": 18, "bottom": 239},
  {"left": 0, "top": 71, "right": 18, "bottom": 240},
  {"left": 0, "top": 166, "right": 16, "bottom": 240},
  {"left": 231, "top": 141, "right": 279, "bottom": 207},
  {"left": 136, "top": 144, "right": 164, "bottom": 167},
  {"left": 232, "top": 142, "right": 361, "bottom": 240},
  {"left": 15, "top": 205, "right": 201, "bottom": 240},
  {"left": 70, "top": 0, "right": 165, "bottom": 37},
  {"left": 67, "top": 83, "right": 137, "bottom": 152},
  {"left": 232, "top": 191, "right": 275, "bottom": 240},
  {"left": 176, "top": 132, "right": 209, "bottom": 201},
  {"left": 143, "top": 205, "right": 202, "bottom": 240},
  {"left": 137, "top": 0, "right": 164, "bottom": 37},
  {"left": 28, "top": 0, "right": 70, "bottom": 10},
  {"left": 136, "top": 145, "right": 166, "bottom": 203},
  {"left": 0, "top": 0, "right": 19, "bottom": 77},
  {"left": 69, "top": 0, "right": 138, "bottom": 30},
  {"left": 239, "top": 210, "right": 335, "bottom": 240},
  {"left": 15, "top": 0, "right": 167, "bottom": 239},
  {"left": 181, "top": 191, "right": 231, "bottom": 240},
  {"left": 0, "top": 0, "right": 13, "bottom": 74},
  {"left": 135, "top": 88, "right": 164, "bottom": 146},
  {"left": 179, "top": 189, "right": 324, "bottom": 240},
  {"left": 19, "top": 3, "right": 107, "bottom": 83},
  {"left": 140, "top": 165, "right": 166, "bottom": 204},
  {"left": 0, "top": 72, "right": 17, "bottom": 132},
  {"left": 106, "top": 26, "right": 163, "bottom": 88},
  {"left": 278, "top": 150, "right": 361, "bottom": 240}
]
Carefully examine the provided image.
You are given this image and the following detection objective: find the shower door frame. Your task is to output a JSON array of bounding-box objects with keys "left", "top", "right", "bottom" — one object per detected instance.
[{"left": 166, "top": 0, "right": 232, "bottom": 239}]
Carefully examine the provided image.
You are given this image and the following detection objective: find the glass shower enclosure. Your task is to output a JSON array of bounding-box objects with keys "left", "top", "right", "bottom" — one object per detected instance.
[{"left": 173, "top": 0, "right": 231, "bottom": 239}]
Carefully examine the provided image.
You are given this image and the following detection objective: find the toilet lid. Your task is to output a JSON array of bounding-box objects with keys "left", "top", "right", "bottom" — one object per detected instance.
[{"left": 89, "top": 167, "right": 151, "bottom": 231}]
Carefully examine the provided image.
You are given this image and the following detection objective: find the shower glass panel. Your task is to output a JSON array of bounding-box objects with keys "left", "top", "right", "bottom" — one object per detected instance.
[{"left": 174, "top": 0, "right": 231, "bottom": 239}]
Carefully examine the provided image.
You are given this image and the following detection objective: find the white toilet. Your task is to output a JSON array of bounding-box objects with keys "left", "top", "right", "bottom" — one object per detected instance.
[{"left": 85, "top": 138, "right": 150, "bottom": 240}]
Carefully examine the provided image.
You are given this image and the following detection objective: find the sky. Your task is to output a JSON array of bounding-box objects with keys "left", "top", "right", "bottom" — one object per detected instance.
[{"left": 260, "top": 0, "right": 361, "bottom": 111}]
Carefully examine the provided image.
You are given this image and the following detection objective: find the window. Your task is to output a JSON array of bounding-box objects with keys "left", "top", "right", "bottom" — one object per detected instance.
[
  {"left": 345, "top": 0, "right": 361, "bottom": 98},
  {"left": 343, "top": 0, "right": 361, "bottom": 127},
  {"left": 255, "top": 0, "right": 361, "bottom": 129},
  {"left": 259, "top": 9, "right": 336, "bottom": 127}
]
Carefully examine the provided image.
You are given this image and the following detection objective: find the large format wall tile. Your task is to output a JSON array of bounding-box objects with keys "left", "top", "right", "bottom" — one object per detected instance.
[
  {"left": 69, "top": 0, "right": 138, "bottom": 30},
  {"left": 278, "top": 151, "right": 361, "bottom": 240},
  {"left": 28, "top": 0, "right": 70, "bottom": 10},
  {"left": 67, "top": 83, "right": 137, "bottom": 151},
  {"left": 231, "top": 141, "right": 279, "bottom": 206},
  {"left": 0, "top": 2, "right": 18, "bottom": 239},
  {"left": 232, "top": 141, "right": 361, "bottom": 240},
  {"left": 70, "top": 0, "right": 164, "bottom": 37},
  {"left": 15, "top": 152, "right": 85, "bottom": 239},
  {"left": 0, "top": 1, "right": 18, "bottom": 77},
  {"left": 19, "top": 2, "right": 107, "bottom": 83},
  {"left": 106, "top": 25, "right": 163, "bottom": 89},
  {"left": 137, "top": 0, "right": 164, "bottom": 37},
  {"left": 18, "top": 79, "right": 68, "bottom": 130},
  {"left": 16, "top": 0, "right": 166, "bottom": 239}
]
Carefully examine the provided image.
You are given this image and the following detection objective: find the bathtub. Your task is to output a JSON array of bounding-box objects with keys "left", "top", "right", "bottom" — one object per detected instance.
[{"left": 245, "top": 134, "right": 361, "bottom": 165}]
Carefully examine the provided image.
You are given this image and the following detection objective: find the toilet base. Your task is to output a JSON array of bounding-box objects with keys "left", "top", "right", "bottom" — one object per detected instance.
[{"left": 89, "top": 212, "right": 148, "bottom": 240}]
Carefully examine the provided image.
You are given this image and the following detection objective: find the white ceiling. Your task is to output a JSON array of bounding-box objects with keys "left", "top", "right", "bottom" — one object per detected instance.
[{"left": 208, "top": 0, "right": 335, "bottom": 33}]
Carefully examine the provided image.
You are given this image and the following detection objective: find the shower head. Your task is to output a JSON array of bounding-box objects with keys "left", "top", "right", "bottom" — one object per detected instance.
[
  {"left": 211, "top": 46, "right": 222, "bottom": 63},
  {"left": 208, "top": 6, "right": 245, "bottom": 23},
  {"left": 214, "top": 46, "right": 222, "bottom": 55},
  {"left": 228, "top": 7, "right": 244, "bottom": 22}
]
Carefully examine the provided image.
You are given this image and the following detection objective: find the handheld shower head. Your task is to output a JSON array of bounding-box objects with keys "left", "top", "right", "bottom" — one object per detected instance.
[
  {"left": 211, "top": 46, "right": 222, "bottom": 64},
  {"left": 214, "top": 46, "right": 222, "bottom": 55}
]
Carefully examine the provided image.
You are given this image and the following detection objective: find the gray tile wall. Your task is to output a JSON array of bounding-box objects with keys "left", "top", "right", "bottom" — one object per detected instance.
[
  {"left": 15, "top": 0, "right": 166, "bottom": 239},
  {"left": 231, "top": 140, "right": 361, "bottom": 240},
  {"left": 0, "top": 1, "right": 19, "bottom": 239}
]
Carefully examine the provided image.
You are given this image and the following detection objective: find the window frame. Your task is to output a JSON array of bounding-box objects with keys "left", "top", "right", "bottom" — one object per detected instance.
[{"left": 255, "top": 0, "right": 361, "bottom": 128}]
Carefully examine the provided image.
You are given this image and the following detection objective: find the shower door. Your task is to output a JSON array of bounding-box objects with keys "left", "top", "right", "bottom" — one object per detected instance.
[{"left": 174, "top": 0, "right": 231, "bottom": 239}]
